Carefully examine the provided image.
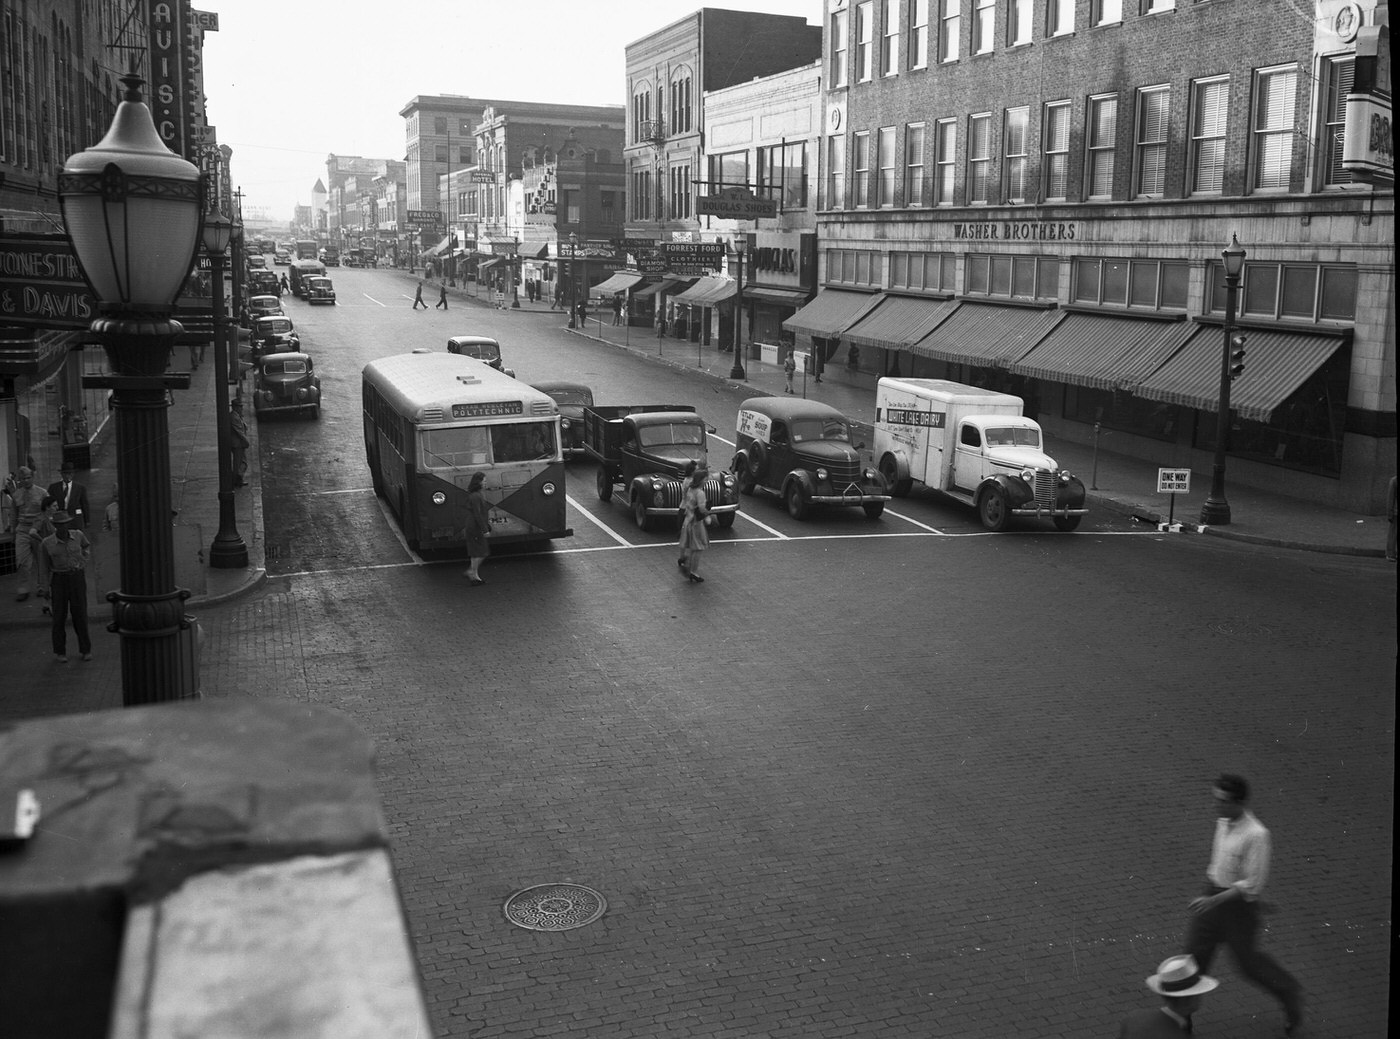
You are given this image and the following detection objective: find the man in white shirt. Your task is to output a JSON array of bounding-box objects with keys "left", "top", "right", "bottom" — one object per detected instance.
[{"left": 1184, "top": 773, "right": 1303, "bottom": 1035}]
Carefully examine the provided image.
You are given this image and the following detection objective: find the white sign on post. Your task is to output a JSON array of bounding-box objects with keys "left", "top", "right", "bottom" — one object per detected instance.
[{"left": 1157, "top": 468, "right": 1191, "bottom": 494}]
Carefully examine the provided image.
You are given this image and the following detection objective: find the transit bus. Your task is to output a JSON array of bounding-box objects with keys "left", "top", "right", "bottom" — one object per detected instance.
[{"left": 362, "top": 351, "right": 571, "bottom": 552}]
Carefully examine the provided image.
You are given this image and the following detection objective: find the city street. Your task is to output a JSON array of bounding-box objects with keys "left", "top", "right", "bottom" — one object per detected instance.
[{"left": 194, "top": 267, "right": 1393, "bottom": 1037}]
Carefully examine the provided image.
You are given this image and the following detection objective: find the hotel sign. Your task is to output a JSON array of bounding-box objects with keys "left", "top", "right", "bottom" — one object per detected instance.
[
  {"left": 0, "top": 236, "right": 95, "bottom": 330},
  {"left": 951, "top": 220, "right": 1080, "bottom": 241}
]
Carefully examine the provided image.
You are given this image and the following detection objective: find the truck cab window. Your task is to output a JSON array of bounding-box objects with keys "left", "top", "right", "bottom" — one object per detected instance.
[
  {"left": 960, "top": 425, "right": 982, "bottom": 447},
  {"left": 771, "top": 422, "right": 790, "bottom": 446}
]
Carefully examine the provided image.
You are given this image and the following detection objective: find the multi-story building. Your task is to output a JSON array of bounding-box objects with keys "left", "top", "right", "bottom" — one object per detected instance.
[
  {"left": 324, "top": 155, "right": 397, "bottom": 251},
  {"left": 805, "top": 0, "right": 1393, "bottom": 512}
]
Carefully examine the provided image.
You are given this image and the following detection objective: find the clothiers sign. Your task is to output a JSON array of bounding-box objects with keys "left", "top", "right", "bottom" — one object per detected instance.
[
  {"left": 0, "top": 236, "right": 95, "bottom": 330},
  {"left": 950, "top": 220, "right": 1080, "bottom": 241}
]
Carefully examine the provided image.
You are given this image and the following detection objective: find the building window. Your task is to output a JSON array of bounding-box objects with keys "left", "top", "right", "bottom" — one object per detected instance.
[
  {"left": 890, "top": 251, "right": 956, "bottom": 292},
  {"left": 972, "top": 0, "right": 995, "bottom": 54},
  {"left": 910, "top": 0, "right": 930, "bottom": 68},
  {"left": 670, "top": 165, "right": 692, "bottom": 219},
  {"left": 1004, "top": 107, "right": 1029, "bottom": 201},
  {"left": 1252, "top": 65, "right": 1296, "bottom": 192},
  {"left": 1145, "top": 0, "right": 1175, "bottom": 11},
  {"left": 631, "top": 169, "right": 652, "bottom": 220},
  {"left": 1208, "top": 261, "right": 1357, "bottom": 323},
  {"left": 831, "top": 8, "right": 849, "bottom": 87},
  {"left": 759, "top": 141, "right": 808, "bottom": 208},
  {"left": 1092, "top": 0, "right": 1122, "bottom": 26},
  {"left": 1320, "top": 55, "right": 1355, "bottom": 186},
  {"left": 966, "top": 254, "right": 1061, "bottom": 300},
  {"left": 1087, "top": 94, "right": 1118, "bottom": 199},
  {"left": 1043, "top": 101, "right": 1071, "bottom": 200},
  {"left": 709, "top": 151, "right": 749, "bottom": 190},
  {"left": 968, "top": 113, "right": 992, "bottom": 203},
  {"left": 856, "top": 2, "right": 875, "bottom": 81},
  {"left": 670, "top": 75, "right": 692, "bottom": 135},
  {"left": 1009, "top": 0, "right": 1032, "bottom": 45},
  {"left": 939, "top": 0, "right": 961, "bottom": 62},
  {"left": 601, "top": 191, "right": 617, "bottom": 224},
  {"left": 1135, "top": 86, "right": 1170, "bottom": 197},
  {"left": 854, "top": 131, "right": 873, "bottom": 207},
  {"left": 827, "top": 133, "right": 847, "bottom": 209},
  {"left": 1190, "top": 77, "right": 1228, "bottom": 194},
  {"left": 632, "top": 89, "right": 651, "bottom": 142},
  {"left": 877, "top": 127, "right": 897, "bottom": 206},
  {"left": 882, "top": 0, "right": 901, "bottom": 75},
  {"left": 435, "top": 145, "right": 448, "bottom": 163},
  {"left": 434, "top": 116, "right": 447, "bottom": 134},
  {"left": 906, "top": 123, "right": 927, "bottom": 206},
  {"left": 1048, "top": 0, "right": 1074, "bottom": 35},
  {"left": 826, "top": 249, "right": 880, "bottom": 287},
  {"left": 935, "top": 118, "right": 957, "bottom": 204},
  {"left": 1073, "top": 257, "right": 1188, "bottom": 310}
]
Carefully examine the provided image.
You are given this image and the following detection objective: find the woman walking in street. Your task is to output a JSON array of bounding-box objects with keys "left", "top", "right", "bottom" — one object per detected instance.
[
  {"left": 463, "top": 472, "right": 491, "bottom": 585},
  {"left": 678, "top": 465, "right": 710, "bottom": 583}
]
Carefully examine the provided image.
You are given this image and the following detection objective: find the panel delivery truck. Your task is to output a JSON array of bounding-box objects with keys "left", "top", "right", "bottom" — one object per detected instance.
[{"left": 873, "top": 378, "right": 1088, "bottom": 531}]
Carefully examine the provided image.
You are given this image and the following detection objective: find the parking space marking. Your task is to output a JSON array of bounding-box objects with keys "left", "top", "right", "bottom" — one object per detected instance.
[
  {"left": 362, "top": 294, "right": 388, "bottom": 307},
  {"left": 881, "top": 507, "right": 947, "bottom": 534},
  {"left": 733, "top": 508, "right": 789, "bottom": 538},
  {"left": 566, "top": 493, "right": 635, "bottom": 546}
]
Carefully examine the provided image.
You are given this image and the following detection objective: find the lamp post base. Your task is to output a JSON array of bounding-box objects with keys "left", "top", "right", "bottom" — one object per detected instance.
[
  {"left": 1199, "top": 497, "right": 1231, "bottom": 526},
  {"left": 728, "top": 359, "right": 746, "bottom": 380}
]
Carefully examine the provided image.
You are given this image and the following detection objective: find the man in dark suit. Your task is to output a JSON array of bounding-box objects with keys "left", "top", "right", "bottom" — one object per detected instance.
[
  {"left": 47, "top": 461, "right": 91, "bottom": 530},
  {"left": 1117, "top": 955, "right": 1218, "bottom": 1038}
]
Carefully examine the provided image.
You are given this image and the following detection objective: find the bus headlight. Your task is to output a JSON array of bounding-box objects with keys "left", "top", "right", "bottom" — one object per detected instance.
[
  {"left": 542, "top": 482, "right": 556, "bottom": 496},
  {"left": 431, "top": 491, "right": 447, "bottom": 505}
]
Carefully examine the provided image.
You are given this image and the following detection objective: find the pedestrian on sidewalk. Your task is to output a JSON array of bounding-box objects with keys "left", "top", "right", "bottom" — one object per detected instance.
[
  {"left": 436, "top": 282, "right": 449, "bottom": 310},
  {"left": 1182, "top": 773, "right": 1304, "bottom": 1035},
  {"left": 40, "top": 510, "right": 92, "bottom": 663},
  {"left": 1117, "top": 955, "right": 1218, "bottom": 1038},
  {"left": 5, "top": 466, "right": 45, "bottom": 601},
  {"left": 612, "top": 294, "right": 624, "bottom": 326},
  {"left": 103, "top": 484, "right": 120, "bottom": 533},
  {"left": 462, "top": 472, "right": 490, "bottom": 585},
  {"left": 784, "top": 348, "right": 797, "bottom": 393},
  {"left": 678, "top": 465, "right": 710, "bottom": 583},
  {"left": 412, "top": 280, "right": 427, "bottom": 309},
  {"left": 29, "top": 495, "right": 61, "bottom": 610},
  {"left": 230, "top": 399, "right": 250, "bottom": 488},
  {"left": 47, "top": 461, "right": 90, "bottom": 530}
]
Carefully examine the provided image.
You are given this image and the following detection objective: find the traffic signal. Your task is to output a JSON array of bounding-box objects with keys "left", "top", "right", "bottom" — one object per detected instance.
[{"left": 1229, "top": 333, "right": 1247, "bottom": 380}]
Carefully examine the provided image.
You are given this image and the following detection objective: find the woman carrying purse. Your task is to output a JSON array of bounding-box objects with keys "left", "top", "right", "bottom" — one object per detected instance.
[{"left": 677, "top": 464, "right": 710, "bottom": 583}]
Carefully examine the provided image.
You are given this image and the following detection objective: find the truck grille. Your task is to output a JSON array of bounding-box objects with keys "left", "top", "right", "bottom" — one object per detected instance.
[
  {"left": 825, "top": 460, "right": 862, "bottom": 483},
  {"left": 1033, "top": 470, "right": 1057, "bottom": 507}
]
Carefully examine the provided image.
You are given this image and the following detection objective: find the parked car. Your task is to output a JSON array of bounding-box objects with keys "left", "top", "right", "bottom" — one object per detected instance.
[
  {"left": 247, "top": 294, "right": 283, "bottom": 319},
  {"left": 304, "top": 275, "right": 337, "bottom": 305},
  {"left": 250, "top": 315, "right": 300, "bottom": 359},
  {"left": 252, "top": 352, "right": 320, "bottom": 419},
  {"left": 732, "top": 397, "right": 889, "bottom": 520},
  {"left": 273, "top": 249, "right": 292, "bottom": 265},
  {"left": 247, "top": 254, "right": 267, "bottom": 270},
  {"left": 531, "top": 381, "right": 594, "bottom": 459},
  {"left": 447, "top": 335, "right": 515, "bottom": 378}
]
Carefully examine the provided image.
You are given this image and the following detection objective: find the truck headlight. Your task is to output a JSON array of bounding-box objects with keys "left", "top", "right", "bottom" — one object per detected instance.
[
  {"left": 1059, "top": 470, "right": 1073, "bottom": 483},
  {"left": 816, "top": 467, "right": 829, "bottom": 482},
  {"left": 652, "top": 481, "right": 664, "bottom": 494},
  {"left": 864, "top": 468, "right": 877, "bottom": 481},
  {"left": 431, "top": 491, "right": 447, "bottom": 505},
  {"left": 542, "top": 482, "right": 556, "bottom": 496},
  {"left": 560, "top": 417, "right": 571, "bottom": 429},
  {"left": 1020, "top": 468, "right": 1036, "bottom": 483}
]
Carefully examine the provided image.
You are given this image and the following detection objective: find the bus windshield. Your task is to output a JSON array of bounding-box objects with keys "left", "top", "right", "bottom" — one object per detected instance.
[{"left": 420, "top": 421, "right": 556, "bottom": 469}]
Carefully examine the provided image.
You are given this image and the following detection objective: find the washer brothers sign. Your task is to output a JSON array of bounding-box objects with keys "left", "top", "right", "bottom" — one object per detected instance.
[{"left": 952, "top": 220, "right": 1080, "bottom": 241}]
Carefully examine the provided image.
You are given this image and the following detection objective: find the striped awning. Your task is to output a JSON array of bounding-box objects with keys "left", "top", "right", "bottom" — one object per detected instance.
[
  {"left": 590, "top": 271, "right": 645, "bottom": 295},
  {"left": 423, "top": 237, "right": 451, "bottom": 257},
  {"left": 1135, "top": 326, "right": 1348, "bottom": 423},
  {"left": 782, "top": 288, "right": 883, "bottom": 339},
  {"left": 909, "top": 302, "right": 1061, "bottom": 367},
  {"left": 844, "top": 295, "right": 961, "bottom": 352},
  {"left": 673, "top": 277, "right": 737, "bottom": 306},
  {"left": 1009, "top": 311, "right": 1196, "bottom": 391},
  {"left": 631, "top": 279, "right": 680, "bottom": 299},
  {"left": 743, "top": 285, "right": 811, "bottom": 307}
]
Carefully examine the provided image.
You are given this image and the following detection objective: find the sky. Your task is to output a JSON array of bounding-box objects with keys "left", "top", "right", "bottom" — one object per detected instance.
[{"left": 198, "top": 0, "right": 820, "bottom": 223}]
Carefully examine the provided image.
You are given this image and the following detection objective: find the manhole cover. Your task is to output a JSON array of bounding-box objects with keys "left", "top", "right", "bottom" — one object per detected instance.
[{"left": 504, "top": 884, "right": 607, "bottom": 931}]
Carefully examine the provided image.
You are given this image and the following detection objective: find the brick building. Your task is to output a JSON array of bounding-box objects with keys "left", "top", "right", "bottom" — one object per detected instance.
[{"left": 802, "top": 0, "right": 1393, "bottom": 512}]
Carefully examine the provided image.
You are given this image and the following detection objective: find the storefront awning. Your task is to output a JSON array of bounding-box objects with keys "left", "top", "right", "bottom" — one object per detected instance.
[
  {"left": 742, "top": 286, "right": 811, "bottom": 308},
  {"left": 1007, "top": 311, "right": 1198, "bottom": 391},
  {"left": 1135, "top": 326, "right": 1348, "bottom": 423},
  {"left": 908, "top": 302, "right": 1061, "bottom": 368},
  {"left": 673, "top": 277, "right": 737, "bottom": 306},
  {"left": 783, "top": 288, "right": 884, "bottom": 339},
  {"left": 478, "top": 257, "right": 503, "bottom": 270},
  {"left": 423, "top": 237, "right": 450, "bottom": 257},
  {"left": 844, "top": 295, "right": 961, "bottom": 353},
  {"left": 632, "top": 279, "right": 680, "bottom": 299},
  {"left": 517, "top": 242, "right": 549, "bottom": 260},
  {"left": 591, "top": 271, "right": 645, "bottom": 295}
]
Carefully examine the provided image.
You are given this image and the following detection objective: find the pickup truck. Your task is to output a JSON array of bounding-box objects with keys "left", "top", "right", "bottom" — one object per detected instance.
[{"left": 583, "top": 404, "right": 740, "bottom": 531}]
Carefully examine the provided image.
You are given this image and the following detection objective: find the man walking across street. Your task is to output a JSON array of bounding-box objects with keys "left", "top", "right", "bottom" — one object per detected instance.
[
  {"left": 47, "top": 460, "right": 90, "bottom": 530},
  {"left": 1183, "top": 773, "right": 1304, "bottom": 1035},
  {"left": 412, "top": 280, "right": 427, "bottom": 309},
  {"left": 40, "top": 510, "right": 92, "bottom": 662},
  {"left": 1117, "top": 955, "right": 1218, "bottom": 1038},
  {"left": 5, "top": 465, "right": 46, "bottom": 601},
  {"left": 436, "top": 282, "right": 449, "bottom": 310}
]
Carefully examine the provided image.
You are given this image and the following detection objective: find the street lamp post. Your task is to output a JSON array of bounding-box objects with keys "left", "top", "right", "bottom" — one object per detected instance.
[
  {"left": 567, "top": 231, "right": 579, "bottom": 329},
  {"left": 59, "top": 70, "right": 203, "bottom": 704},
  {"left": 202, "top": 212, "right": 249, "bottom": 570},
  {"left": 1199, "top": 234, "right": 1247, "bottom": 527},
  {"left": 729, "top": 245, "right": 747, "bottom": 380},
  {"left": 512, "top": 236, "right": 521, "bottom": 309}
]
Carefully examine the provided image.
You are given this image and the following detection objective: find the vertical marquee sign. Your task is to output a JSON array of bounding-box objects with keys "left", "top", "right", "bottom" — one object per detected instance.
[{"left": 147, "top": 1, "right": 192, "bottom": 159}]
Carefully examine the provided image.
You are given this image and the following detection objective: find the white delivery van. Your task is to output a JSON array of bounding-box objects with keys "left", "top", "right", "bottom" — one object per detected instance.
[{"left": 873, "top": 378, "right": 1088, "bottom": 531}]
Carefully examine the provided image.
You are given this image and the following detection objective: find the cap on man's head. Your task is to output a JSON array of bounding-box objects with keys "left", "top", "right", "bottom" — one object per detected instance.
[
  {"left": 231, "top": 399, "right": 243, "bottom": 409},
  {"left": 17, "top": 465, "right": 34, "bottom": 478},
  {"left": 51, "top": 510, "right": 73, "bottom": 524}
]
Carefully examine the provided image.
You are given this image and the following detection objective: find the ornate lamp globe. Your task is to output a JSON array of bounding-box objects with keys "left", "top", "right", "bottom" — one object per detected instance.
[{"left": 58, "top": 71, "right": 202, "bottom": 314}]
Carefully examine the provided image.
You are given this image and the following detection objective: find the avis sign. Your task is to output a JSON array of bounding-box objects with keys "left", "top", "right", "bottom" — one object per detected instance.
[{"left": 696, "top": 187, "right": 777, "bottom": 220}]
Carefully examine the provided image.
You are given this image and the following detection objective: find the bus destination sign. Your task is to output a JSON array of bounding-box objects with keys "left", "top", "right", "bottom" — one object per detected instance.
[{"left": 452, "top": 400, "right": 523, "bottom": 418}]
